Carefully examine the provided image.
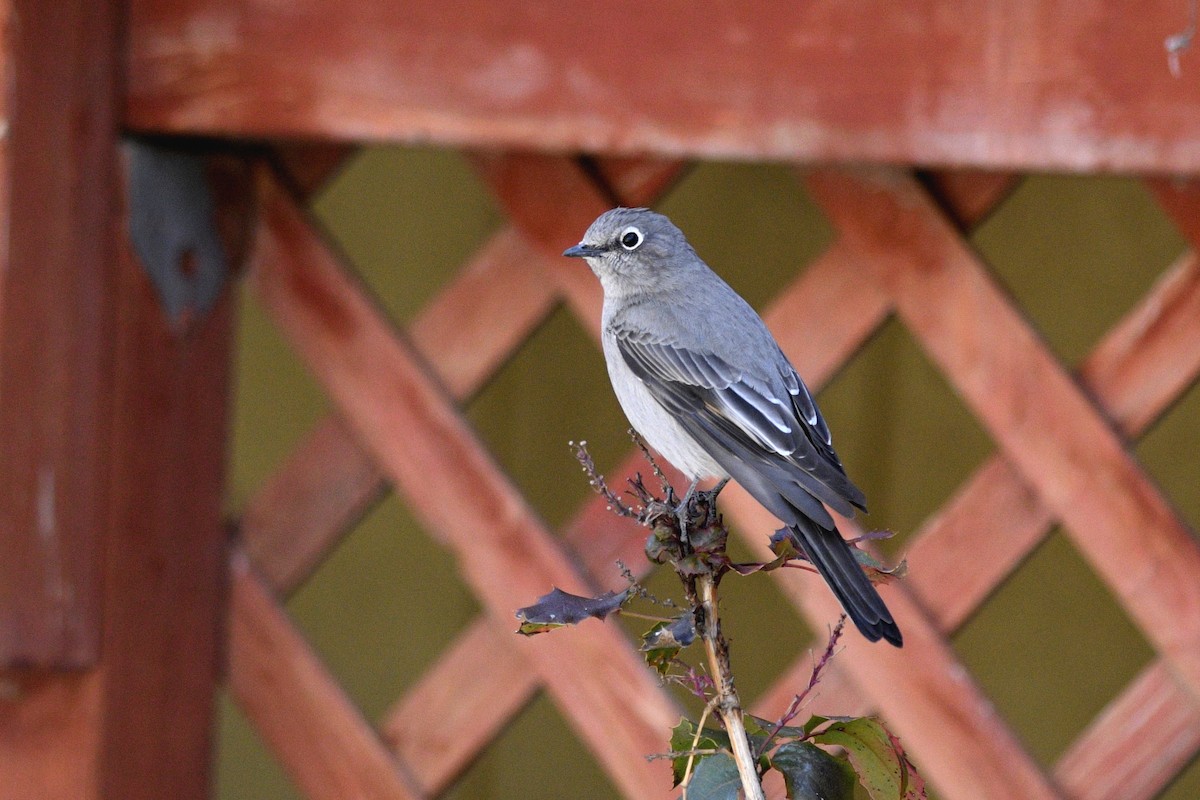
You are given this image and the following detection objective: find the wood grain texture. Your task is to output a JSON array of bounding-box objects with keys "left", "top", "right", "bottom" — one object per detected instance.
[
  {"left": 229, "top": 554, "right": 424, "bottom": 800},
  {"left": 92, "top": 215, "right": 239, "bottom": 800},
  {"left": 127, "top": 1, "right": 1200, "bottom": 171},
  {"left": 242, "top": 157, "right": 676, "bottom": 595},
  {"left": 0, "top": 0, "right": 121, "bottom": 667},
  {"left": 249, "top": 172, "right": 678, "bottom": 798},
  {"left": 806, "top": 167, "right": 1200, "bottom": 701},
  {"left": 1057, "top": 661, "right": 1200, "bottom": 800}
]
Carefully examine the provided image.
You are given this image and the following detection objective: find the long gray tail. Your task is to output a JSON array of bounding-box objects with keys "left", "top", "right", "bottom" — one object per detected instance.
[{"left": 790, "top": 515, "right": 902, "bottom": 647}]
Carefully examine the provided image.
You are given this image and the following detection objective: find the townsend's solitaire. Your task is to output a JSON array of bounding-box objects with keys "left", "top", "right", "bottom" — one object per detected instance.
[{"left": 564, "top": 208, "right": 901, "bottom": 646}]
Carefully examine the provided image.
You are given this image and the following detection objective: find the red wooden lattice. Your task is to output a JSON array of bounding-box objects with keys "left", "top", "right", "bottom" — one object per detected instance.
[
  {"left": 3, "top": 2, "right": 1200, "bottom": 799},
  {"left": 222, "top": 151, "right": 1200, "bottom": 800}
]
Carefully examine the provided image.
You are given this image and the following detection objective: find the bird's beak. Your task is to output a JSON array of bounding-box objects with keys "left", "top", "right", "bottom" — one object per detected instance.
[{"left": 563, "top": 243, "right": 604, "bottom": 258}]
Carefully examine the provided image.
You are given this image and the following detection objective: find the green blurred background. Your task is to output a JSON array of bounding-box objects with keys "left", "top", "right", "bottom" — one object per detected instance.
[{"left": 220, "top": 149, "right": 1200, "bottom": 799}]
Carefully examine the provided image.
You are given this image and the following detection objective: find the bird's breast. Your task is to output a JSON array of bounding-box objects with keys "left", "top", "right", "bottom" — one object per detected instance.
[{"left": 601, "top": 331, "right": 726, "bottom": 481}]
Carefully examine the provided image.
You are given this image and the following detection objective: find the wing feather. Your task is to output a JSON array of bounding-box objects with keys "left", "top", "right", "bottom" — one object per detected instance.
[{"left": 613, "top": 329, "right": 866, "bottom": 517}]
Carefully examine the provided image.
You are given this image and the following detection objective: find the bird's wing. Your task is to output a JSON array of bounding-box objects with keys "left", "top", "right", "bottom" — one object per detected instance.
[{"left": 613, "top": 327, "right": 866, "bottom": 524}]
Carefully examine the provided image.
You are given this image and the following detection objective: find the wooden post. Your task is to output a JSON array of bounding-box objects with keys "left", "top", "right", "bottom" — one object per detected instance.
[
  {"left": 0, "top": 0, "right": 121, "bottom": 670},
  {"left": 0, "top": 2, "right": 244, "bottom": 795}
]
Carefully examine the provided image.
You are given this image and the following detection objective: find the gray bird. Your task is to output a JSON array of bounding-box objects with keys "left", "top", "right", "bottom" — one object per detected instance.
[{"left": 564, "top": 207, "right": 901, "bottom": 646}]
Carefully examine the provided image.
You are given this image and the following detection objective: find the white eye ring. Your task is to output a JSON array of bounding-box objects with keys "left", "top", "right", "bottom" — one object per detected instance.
[{"left": 619, "top": 226, "right": 644, "bottom": 251}]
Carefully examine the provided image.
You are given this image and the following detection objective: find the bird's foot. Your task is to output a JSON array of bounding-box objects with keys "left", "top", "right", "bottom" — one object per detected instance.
[
  {"left": 675, "top": 478, "right": 729, "bottom": 545},
  {"left": 674, "top": 478, "right": 701, "bottom": 544}
]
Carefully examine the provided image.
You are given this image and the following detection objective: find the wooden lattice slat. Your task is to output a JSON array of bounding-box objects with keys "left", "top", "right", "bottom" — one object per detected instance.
[
  {"left": 807, "top": 168, "right": 1200, "bottom": 700},
  {"left": 1056, "top": 661, "right": 1200, "bottom": 800},
  {"left": 229, "top": 553, "right": 424, "bottom": 799},
  {"left": 242, "top": 228, "right": 559, "bottom": 592}
]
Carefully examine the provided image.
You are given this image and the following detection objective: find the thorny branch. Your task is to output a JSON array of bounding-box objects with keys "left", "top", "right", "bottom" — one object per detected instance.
[
  {"left": 533, "top": 435, "right": 919, "bottom": 800},
  {"left": 756, "top": 617, "right": 845, "bottom": 758},
  {"left": 577, "top": 433, "right": 766, "bottom": 800}
]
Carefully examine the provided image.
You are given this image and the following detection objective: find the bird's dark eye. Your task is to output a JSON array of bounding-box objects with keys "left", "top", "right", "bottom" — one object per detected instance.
[{"left": 619, "top": 226, "right": 644, "bottom": 250}]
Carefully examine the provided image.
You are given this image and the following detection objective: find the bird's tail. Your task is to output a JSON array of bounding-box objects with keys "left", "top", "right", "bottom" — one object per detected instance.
[{"left": 789, "top": 515, "right": 902, "bottom": 647}]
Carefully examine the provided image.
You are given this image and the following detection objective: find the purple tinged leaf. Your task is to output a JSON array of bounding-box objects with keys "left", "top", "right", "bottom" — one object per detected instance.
[
  {"left": 514, "top": 587, "right": 632, "bottom": 635},
  {"left": 641, "top": 611, "right": 698, "bottom": 675}
]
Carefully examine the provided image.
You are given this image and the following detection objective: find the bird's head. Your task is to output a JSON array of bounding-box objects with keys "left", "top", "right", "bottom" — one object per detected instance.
[{"left": 563, "top": 207, "right": 696, "bottom": 295}]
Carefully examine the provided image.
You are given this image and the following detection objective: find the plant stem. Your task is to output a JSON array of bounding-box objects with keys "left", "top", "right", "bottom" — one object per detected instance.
[{"left": 696, "top": 574, "right": 765, "bottom": 800}]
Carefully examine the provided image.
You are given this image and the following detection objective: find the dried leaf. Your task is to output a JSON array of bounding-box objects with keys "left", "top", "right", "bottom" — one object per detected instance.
[
  {"left": 641, "top": 611, "right": 698, "bottom": 676},
  {"left": 514, "top": 587, "right": 631, "bottom": 635}
]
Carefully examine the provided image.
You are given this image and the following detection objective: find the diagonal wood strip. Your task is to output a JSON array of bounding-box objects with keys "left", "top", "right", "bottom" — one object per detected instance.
[
  {"left": 228, "top": 551, "right": 425, "bottom": 800},
  {"left": 242, "top": 158, "right": 682, "bottom": 596},
  {"left": 756, "top": 249, "right": 1200, "bottom": 800},
  {"left": 1056, "top": 661, "right": 1200, "bottom": 800},
  {"left": 907, "top": 246, "right": 1200, "bottom": 633},
  {"left": 806, "top": 167, "right": 1200, "bottom": 704},
  {"left": 249, "top": 169, "right": 679, "bottom": 798},
  {"left": 236, "top": 156, "right": 682, "bottom": 796},
  {"left": 723, "top": 486, "right": 1063, "bottom": 800},
  {"left": 242, "top": 228, "right": 559, "bottom": 593}
]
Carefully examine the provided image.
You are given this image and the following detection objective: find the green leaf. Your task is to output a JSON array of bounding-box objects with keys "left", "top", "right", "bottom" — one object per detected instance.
[
  {"left": 640, "top": 611, "right": 697, "bottom": 676},
  {"left": 514, "top": 587, "right": 630, "bottom": 635},
  {"left": 682, "top": 752, "right": 742, "bottom": 800},
  {"left": 811, "top": 717, "right": 909, "bottom": 799},
  {"left": 769, "top": 741, "right": 856, "bottom": 800},
  {"left": 669, "top": 718, "right": 731, "bottom": 787}
]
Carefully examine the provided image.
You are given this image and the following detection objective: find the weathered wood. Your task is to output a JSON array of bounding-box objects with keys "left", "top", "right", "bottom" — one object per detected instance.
[
  {"left": 228, "top": 553, "right": 424, "bottom": 800},
  {"left": 0, "top": 0, "right": 121, "bottom": 667},
  {"left": 807, "top": 168, "right": 1200, "bottom": 704},
  {"left": 249, "top": 172, "right": 678, "bottom": 798},
  {"left": 1057, "top": 662, "right": 1200, "bottom": 800},
  {"left": 128, "top": 1, "right": 1200, "bottom": 172}
]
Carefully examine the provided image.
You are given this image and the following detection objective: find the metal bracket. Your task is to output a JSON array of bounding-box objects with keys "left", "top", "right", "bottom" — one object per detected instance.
[{"left": 126, "top": 140, "right": 229, "bottom": 329}]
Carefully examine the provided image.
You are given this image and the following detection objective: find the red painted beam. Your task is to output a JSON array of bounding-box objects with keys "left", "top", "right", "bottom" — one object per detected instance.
[{"left": 128, "top": 0, "right": 1200, "bottom": 172}]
